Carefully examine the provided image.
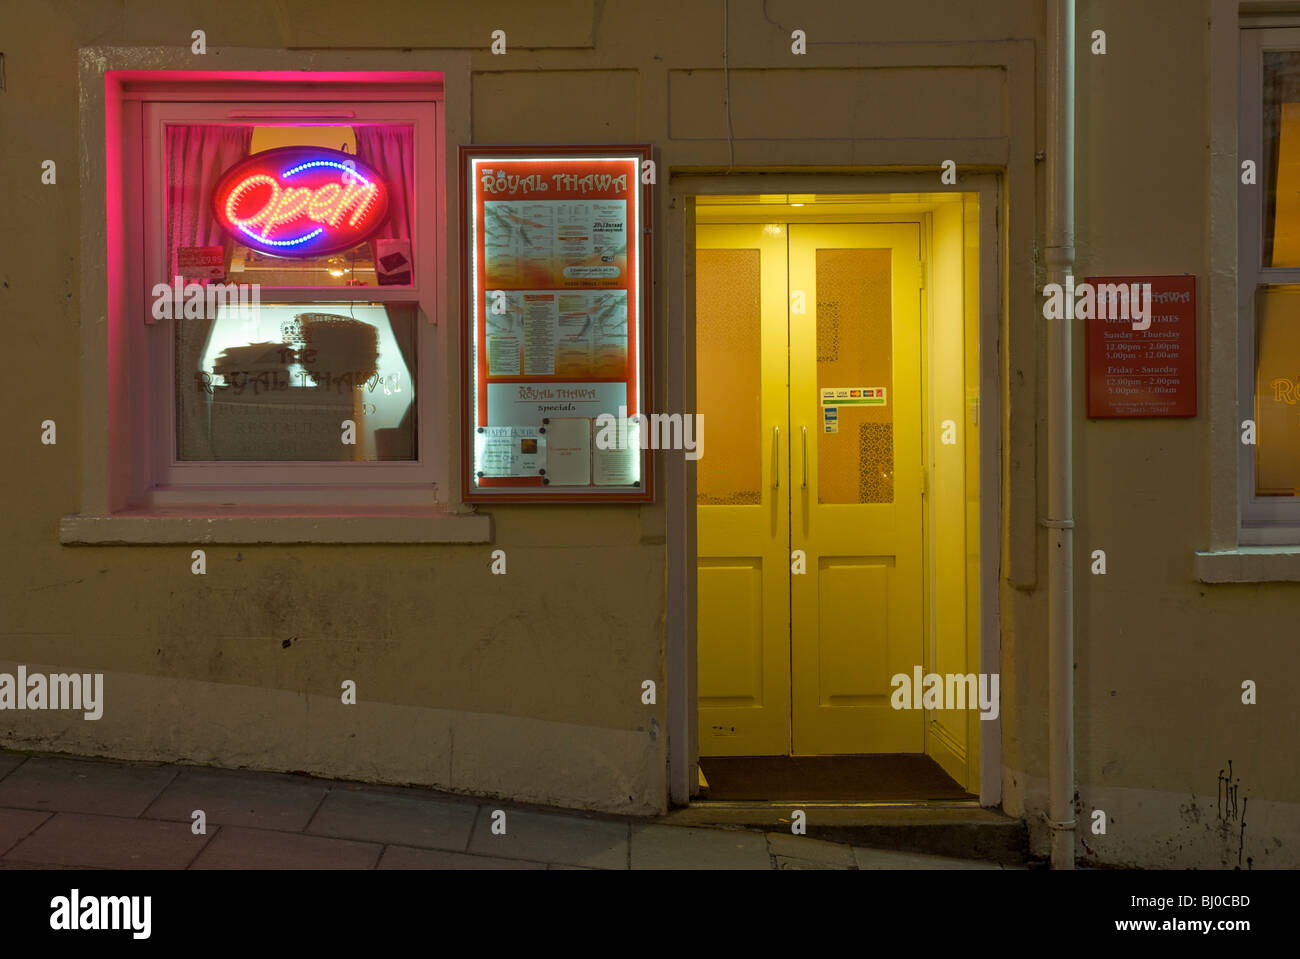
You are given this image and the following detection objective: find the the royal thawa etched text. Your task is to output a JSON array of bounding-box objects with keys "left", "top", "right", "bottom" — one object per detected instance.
[
  {"left": 1041, "top": 273, "right": 1152, "bottom": 330},
  {"left": 890, "top": 666, "right": 999, "bottom": 721},
  {"left": 0, "top": 666, "right": 103, "bottom": 720},
  {"left": 50, "top": 890, "right": 150, "bottom": 939}
]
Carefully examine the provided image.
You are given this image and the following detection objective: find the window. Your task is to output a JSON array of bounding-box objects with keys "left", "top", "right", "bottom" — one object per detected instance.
[
  {"left": 125, "top": 86, "right": 442, "bottom": 507},
  {"left": 1240, "top": 30, "right": 1300, "bottom": 541}
]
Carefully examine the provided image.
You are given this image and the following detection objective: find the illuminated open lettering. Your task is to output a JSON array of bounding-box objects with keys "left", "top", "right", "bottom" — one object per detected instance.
[{"left": 212, "top": 147, "right": 390, "bottom": 257}]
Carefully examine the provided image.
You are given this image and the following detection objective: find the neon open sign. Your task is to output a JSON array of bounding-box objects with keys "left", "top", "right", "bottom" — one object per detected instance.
[{"left": 212, "top": 146, "right": 390, "bottom": 258}]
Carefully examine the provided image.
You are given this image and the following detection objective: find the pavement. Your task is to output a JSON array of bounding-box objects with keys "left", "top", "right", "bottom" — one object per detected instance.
[{"left": 0, "top": 750, "right": 1021, "bottom": 870}]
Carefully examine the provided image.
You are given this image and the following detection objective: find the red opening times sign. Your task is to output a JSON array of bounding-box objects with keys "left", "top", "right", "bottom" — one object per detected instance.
[
  {"left": 460, "top": 145, "right": 653, "bottom": 502},
  {"left": 1085, "top": 274, "right": 1197, "bottom": 418}
]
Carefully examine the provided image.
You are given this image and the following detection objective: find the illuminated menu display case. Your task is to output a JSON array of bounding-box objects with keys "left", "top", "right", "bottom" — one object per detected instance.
[{"left": 460, "top": 145, "right": 653, "bottom": 502}]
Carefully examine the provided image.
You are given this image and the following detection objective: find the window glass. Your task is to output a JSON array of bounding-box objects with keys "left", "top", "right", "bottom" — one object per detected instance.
[
  {"left": 164, "top": 123, "right": 414, "bottom": 288},
  {"left": 817, "top": 248, "right": 893, "bottom": 505},
  {"left": 1255, "top": 287, "right": 1300, "bottom": 496},
  {"left": 695, "top": 248, "right": 761, "bottom": 505},
  {"left": 177, "top": 301, "right": 417, "bottom": 462},
  {"left": 1262, "top": 53, "right": 1300, "bottom": 267}
]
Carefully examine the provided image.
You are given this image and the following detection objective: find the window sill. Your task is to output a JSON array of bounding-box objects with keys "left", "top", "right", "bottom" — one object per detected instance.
[
  {"left": 1194, "top": 548, "right": 1300, "bottom": 583},
  {"left": 59, "top": 507, "right": 492, "bottom": 545}
]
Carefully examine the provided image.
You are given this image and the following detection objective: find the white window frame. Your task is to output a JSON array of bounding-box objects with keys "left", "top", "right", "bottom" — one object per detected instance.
[
  {"left": 126, "top": 88, "right": 444, "bottom": 508},
  {"left": 1239, "top": 27, "right": 1300, "bottom": 543}
]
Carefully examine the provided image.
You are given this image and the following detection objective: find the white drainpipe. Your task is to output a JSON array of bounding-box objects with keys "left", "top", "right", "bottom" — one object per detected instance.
[{"left": 1044, "top": 0, "right": 1077, "bottom": 870}]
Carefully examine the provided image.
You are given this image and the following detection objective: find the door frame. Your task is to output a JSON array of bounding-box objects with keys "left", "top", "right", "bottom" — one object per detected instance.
[{"left": 665, "top": 172, "right": 1004, "bottom": 808}]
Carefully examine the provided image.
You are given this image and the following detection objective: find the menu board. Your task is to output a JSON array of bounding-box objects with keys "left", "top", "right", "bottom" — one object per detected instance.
[
  {"left": 1086, "top": 275, "right": 1197, "bottom": 418},
  {"left": 461, "top": 146, "right": 653, "bottom": 501}
]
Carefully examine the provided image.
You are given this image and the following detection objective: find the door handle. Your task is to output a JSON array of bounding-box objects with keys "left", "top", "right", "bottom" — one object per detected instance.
[
  {"left": 772, "top": 426, "right": 780, "bottom": 489},
  {"left": 801, "top": 426, "right": 808, "bottom": 489}
]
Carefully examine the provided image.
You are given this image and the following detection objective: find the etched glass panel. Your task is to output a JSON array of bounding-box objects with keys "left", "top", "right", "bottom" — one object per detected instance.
[
  {"left": 696, "top": 249, "right": 762, "bottom": 505},
  {"left": 816, "top": 248, "right": 893, "bottom": 504}
]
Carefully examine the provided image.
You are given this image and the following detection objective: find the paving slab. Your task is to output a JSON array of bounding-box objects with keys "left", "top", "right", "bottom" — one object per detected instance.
[
  {"left": 467, "top": 809, "right": 628, "bottom": 869},
  {"left": 775, "top": 855, "right": 855, "bottom": 869},
  {"left": 143, "top": 766, "right": 327, "bottom": 832},
  {"left": 766, "top": 831, "right": 858, "bottom": 868},
  {"left": 0, "top": 757, "right": 175, "bottom": 817},
  {"left": 191, "top": 825, "right": 381, "bottom": 870},
  {"left": 4, "top": 813, "right": 205, "bottom": 869},
  {"left": 377, "top": 844, "right": 545, "bottom": 870},
  {"left": 307, "top": 789, "right": 477, "bottom": 851},
  {"left": 0, "top": 753, "right": 27, "bottom": 782},
  {"left": 0, "top": 861, "right": 90, "bottom": 869},
  {"left": 630, "top": 824, "right": 771, "bottom": 870},
  {"left": 0, "top": 808, "right": 51, "bottom": 856},
  {"left": 853, "top": 846, "right": 1001, "bottom": 870}
]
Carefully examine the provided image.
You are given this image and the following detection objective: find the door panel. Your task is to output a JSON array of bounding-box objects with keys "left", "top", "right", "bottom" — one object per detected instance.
[
  {"left": 696, "top": 224, "right": 790, "bottom": 756},
  {"left": 789, "top": 224, "right": 925, "bottom": 755},
  {"left": 697, "top": 559, "right": 765, "bottom": 701},
  {"left": 816, "top": 556, "right": 891, "bottom": 702}
]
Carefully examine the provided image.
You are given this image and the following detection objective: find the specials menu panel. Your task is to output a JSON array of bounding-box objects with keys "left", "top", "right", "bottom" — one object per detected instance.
[{"left": 461, "top": 145, "right": 653, "bottom": 501}]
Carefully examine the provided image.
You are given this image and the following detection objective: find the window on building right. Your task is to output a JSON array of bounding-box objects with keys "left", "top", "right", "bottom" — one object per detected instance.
[{"left": 1240, "top": 31, "right": 1300, "bottom": 541}]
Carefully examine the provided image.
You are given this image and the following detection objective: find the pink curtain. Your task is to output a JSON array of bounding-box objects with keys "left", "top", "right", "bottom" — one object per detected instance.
[
  {"left": 354, "top": 125, "right": 414, "bottom": 243},
  {"left": 167, "top": 125, "right": 252, "bottom": 460},
  {"left": 356, "top": 126, "right": 418, "bottom": 458},
  {"left": 166, "top": 125, "right": 253, "bottom": 279}
]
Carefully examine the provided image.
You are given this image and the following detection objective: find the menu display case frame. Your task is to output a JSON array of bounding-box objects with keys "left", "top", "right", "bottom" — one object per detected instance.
[{"left": 460, "top": 144, "right": 654, "bottom": 503}]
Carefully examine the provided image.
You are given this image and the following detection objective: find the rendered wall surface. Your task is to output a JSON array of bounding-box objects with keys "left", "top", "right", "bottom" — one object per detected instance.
[{"left": 0, "top": 0, "right": 1294, "bottom": 866}]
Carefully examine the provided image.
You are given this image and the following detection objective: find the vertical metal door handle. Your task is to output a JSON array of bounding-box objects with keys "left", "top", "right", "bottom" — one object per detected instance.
[
  {"left": 772, "top": 426, "right": 780, "bottom": 489},
  {"left": 801, "top": 426, "right": 808, "bottom": 489}
]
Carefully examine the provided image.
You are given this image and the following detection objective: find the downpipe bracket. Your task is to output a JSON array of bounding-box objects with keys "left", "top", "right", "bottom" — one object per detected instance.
[{"left": 1038, "top": 810, "right": 1078, "bottom": 832}]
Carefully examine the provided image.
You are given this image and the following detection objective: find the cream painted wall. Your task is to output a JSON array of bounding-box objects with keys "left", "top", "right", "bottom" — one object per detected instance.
[
  {"left": 0, "top": 0, "right": 1293, "bottom": 866},
  {"left": 1048, "top": 0, "right": 1300, "bottom": 868}
]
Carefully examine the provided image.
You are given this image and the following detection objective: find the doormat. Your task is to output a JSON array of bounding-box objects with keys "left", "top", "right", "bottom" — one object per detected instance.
[{"left": 698, "top": 755, "right": 975, "bottom": 802}]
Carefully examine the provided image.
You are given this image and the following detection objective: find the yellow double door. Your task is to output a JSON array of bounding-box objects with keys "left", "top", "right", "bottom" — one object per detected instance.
[{"left": 697, "top": 221, "right": 923, "bottom": 757}]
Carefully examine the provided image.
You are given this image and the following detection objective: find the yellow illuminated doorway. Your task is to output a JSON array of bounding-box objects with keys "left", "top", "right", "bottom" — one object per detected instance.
[
  {"left": 696, "top": 220, "right": 921, "bottom": 757},
  {"left": 696, "top": 199, "right": 979, "bottom": 786}
]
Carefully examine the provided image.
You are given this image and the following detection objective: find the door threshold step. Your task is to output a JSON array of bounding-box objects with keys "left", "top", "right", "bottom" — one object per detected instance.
[
  {"left": 663, "top": 801, "right": 1030, "bottom": 865},
  {"left": 692, "top": 799, "right": 982, "bottom": 809}
]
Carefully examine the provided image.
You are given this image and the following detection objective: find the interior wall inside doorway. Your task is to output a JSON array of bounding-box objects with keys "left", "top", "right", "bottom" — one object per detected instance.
[{"left": 924, "top": 195, "right": 982, "bottom": 790}]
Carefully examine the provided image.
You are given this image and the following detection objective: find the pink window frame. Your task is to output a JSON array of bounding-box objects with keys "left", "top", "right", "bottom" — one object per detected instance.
[{"left": 117, "top": 75, "right": 445, "bottom": 508}]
